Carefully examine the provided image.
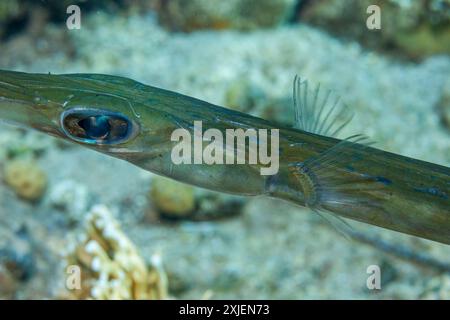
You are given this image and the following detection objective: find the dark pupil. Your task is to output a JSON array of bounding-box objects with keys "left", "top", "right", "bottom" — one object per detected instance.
[{"left": 78, "top": 116, "right": 111, "bottom": 139}]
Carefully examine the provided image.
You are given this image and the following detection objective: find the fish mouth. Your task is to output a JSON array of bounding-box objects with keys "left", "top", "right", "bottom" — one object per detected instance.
[
  {"left": 0, "top": 76, "right": 64, "bottom": 138},
  {"left": 0, "top": 100, "right": 63, "bottom": 139}
]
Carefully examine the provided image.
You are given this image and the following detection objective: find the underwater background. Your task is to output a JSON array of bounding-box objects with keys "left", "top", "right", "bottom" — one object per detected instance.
[{"left": 0, "top": 0, "right": 449, "bottom": 299}]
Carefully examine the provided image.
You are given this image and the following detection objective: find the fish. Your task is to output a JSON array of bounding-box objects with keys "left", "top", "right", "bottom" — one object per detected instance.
[{"left": 0, "top": 69, "right": 449, "bottom": 244}]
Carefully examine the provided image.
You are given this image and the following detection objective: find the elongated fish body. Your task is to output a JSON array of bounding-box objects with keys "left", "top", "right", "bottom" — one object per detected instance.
[{"left": 0, "top": 70, "right": 449, "bottom": 244}]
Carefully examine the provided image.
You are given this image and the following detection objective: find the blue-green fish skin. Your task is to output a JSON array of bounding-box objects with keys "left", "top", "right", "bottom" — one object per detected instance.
[{"left": 0, "top": 70, "right": 449, "bottom": 244}]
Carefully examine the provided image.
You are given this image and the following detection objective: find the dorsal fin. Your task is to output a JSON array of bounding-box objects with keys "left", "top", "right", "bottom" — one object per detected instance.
[
  {"left": 289, "top": 76, "right": 383, "bottom": 238},
  {"left": 292, "top": 75, "right": 354, "bottom": 138}
]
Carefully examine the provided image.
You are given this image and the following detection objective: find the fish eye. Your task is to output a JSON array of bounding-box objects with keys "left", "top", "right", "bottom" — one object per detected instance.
[
  {"left": 61, "top": 109, "right": 138, "bottom": 145},
  {"left": 78, "top": 116, "right": 111, "bottom": 139}
]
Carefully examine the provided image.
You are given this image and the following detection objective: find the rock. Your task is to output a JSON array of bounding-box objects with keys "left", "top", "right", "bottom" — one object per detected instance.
[
  {"left": 3, "top": 159, "right": 47, "bottom": 202},
  {"left": 0, "top": 0, "right": 140, "bottom": 39},
  {"left": 150, "top": 176, "right": 196, "bottom": 218},
  {"left": 154, "top": 0, "right": 297, "bottom": 32},
  {"left": 48, "top": 180, "right": 90, "bottom": 223},
  {"left": 299, "top": 0, "right": 450, "bottom": 59},
  {"left": 0, "top": 0, "right": 23, "bottom": 39},
  {"left": 150, "top": 176, "right": 245, "bottom": 220},
  {"left": 224, "top": 77, "right": 266, "bottom": 113}
]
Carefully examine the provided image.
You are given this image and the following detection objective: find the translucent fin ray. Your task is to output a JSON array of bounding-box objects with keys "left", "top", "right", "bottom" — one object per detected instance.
[
  {"left": 289, "top": 135, "right": 384, "bottom": 238},
  {"left": 312, "top": 208, "right": 353, "bottom": 240},
  {"left": 292, "top": 75, "right": 354, "bottom": 138},
  {"left": 290, "top": 76, "right": 382, "bottom": 238}
]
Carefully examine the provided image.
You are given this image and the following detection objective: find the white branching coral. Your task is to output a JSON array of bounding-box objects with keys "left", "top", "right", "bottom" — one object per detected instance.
[{"left": 65, "top": 204, "right": 168, "bottom": 299}]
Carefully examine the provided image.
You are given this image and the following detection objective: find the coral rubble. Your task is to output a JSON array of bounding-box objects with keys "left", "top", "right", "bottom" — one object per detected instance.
[{"left": 65, "top": 205, "right": 168, "bottom": 299}]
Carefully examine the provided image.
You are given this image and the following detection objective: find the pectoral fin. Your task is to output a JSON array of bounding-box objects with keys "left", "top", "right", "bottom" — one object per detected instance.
[{"left": 289, "top": 76, "right": 384, "bottom": 237}]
